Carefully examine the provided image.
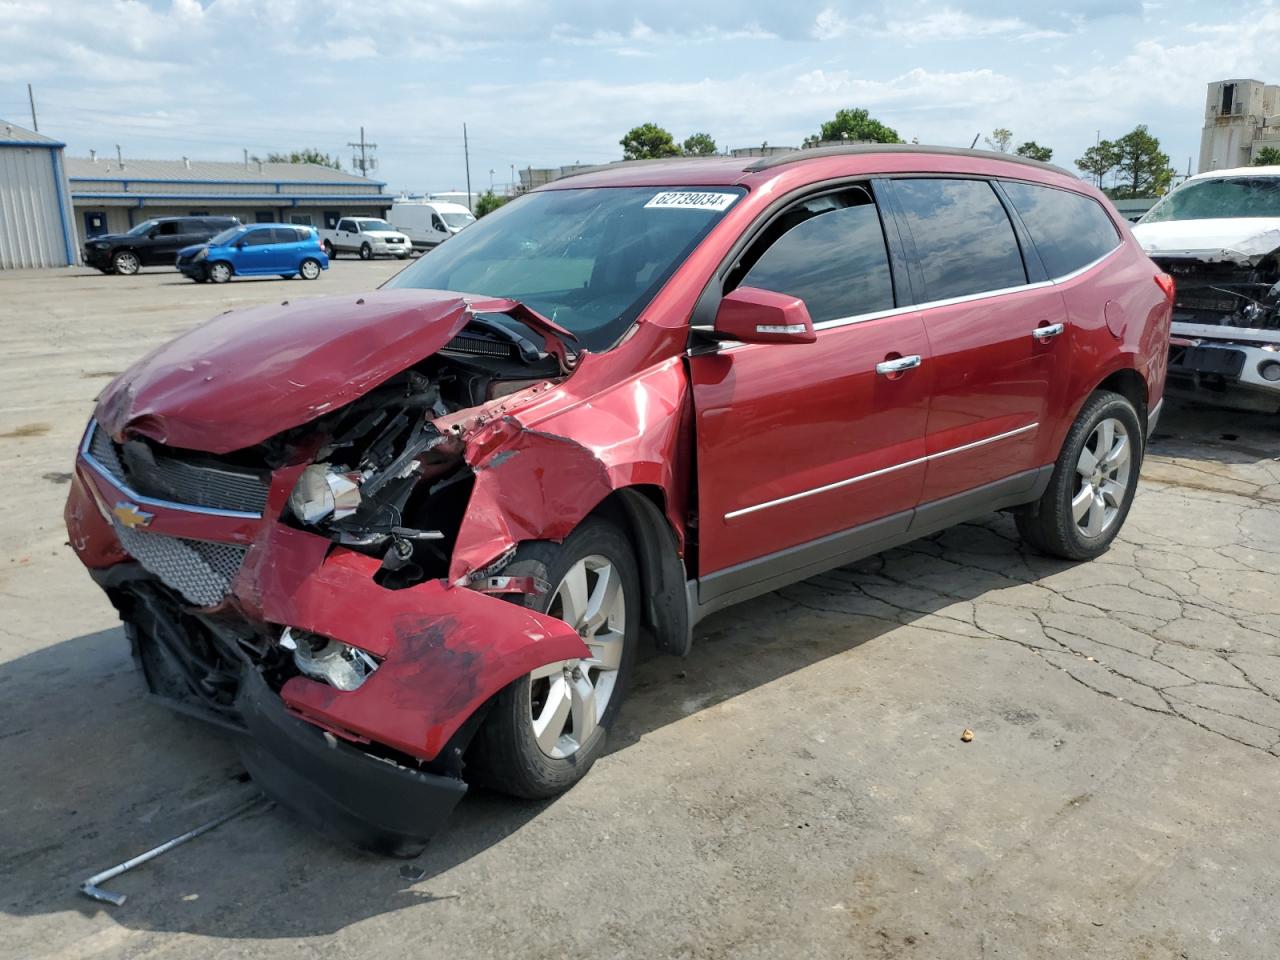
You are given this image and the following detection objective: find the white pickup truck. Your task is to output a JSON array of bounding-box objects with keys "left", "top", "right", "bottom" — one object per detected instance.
[{"left": 319, "top": 217, "right": 413, "bottom": 260}]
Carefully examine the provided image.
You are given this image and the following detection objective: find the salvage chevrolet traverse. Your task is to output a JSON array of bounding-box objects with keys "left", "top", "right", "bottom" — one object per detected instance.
[{"left": 66, "top": 146, "right": 1172, "bottom": 854}]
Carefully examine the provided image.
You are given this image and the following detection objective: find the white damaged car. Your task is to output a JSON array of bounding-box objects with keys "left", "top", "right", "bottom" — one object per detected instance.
[{"left": 1132, "top": 166, "right": 1280, "bottom": 412}]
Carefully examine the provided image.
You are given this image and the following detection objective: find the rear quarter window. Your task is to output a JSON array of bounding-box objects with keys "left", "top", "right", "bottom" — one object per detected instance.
[
  {"left": 1001, "top": 181, "right": 1121, "bottom": 278},
  {"left": 892, "top": 178, "right": 1026, "bottom": 301}
]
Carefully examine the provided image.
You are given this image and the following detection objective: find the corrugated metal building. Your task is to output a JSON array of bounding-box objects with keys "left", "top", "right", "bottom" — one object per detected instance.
[
  {"left": 0, "top": 119, "right": 77, "bottom": 268},
  {"left": 65, "top": 156, "right": 397, "bottom": 237}
]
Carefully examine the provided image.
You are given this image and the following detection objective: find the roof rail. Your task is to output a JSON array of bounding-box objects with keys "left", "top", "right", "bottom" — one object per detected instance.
[{"left": 743, "top": 143, "right": 1071, "bottom": 177}]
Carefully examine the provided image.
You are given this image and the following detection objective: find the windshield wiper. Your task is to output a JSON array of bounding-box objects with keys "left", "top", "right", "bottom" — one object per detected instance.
[{"left": 464, "top": 314, "right": 543, "bottom": 362}]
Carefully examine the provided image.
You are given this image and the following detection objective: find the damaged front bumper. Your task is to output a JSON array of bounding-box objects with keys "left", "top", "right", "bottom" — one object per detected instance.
[
  {"left": 235, "top": 667, "right": 466, "bottom": 857},
  {"left": 70, "top": 440, "right": 587, "bottom": 854}
]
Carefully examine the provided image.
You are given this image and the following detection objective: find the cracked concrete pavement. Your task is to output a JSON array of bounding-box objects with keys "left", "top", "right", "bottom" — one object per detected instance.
[{"left": 1, "top": 266, "right": 1278, "bottom": 959}]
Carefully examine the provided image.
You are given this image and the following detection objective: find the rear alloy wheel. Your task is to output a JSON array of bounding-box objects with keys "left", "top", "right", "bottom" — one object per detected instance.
[
  {"left": 299, "top": 257, "right": 321, "bottom": 280},
  {"left": 112, "top": 250, "right": 140, "bottom": 275},
  {"left": 359, "top": 242, "right": 373, "bottom": 260},
  {"left": 207, "top": 261, "right": 232, "bottom": 284},
  {"left": 468, "top": 518, "right": 639, "bottom": 799},
  {"left": 1016, "top": 390, "right": 1142, "bottom": 560}
]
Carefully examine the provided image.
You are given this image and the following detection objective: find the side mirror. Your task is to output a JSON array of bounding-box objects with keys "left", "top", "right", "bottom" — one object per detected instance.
[
  {"left": 712, "top": 286, "right": 816, "bottom": 345},
  {"left": 234, "top": 241, "right": 246, "bottom": 249}
]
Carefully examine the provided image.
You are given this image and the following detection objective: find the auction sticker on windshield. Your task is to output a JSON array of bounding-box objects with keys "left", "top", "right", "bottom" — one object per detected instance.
[{"left": 644, "top": 191, "right": 739, "bottom": 212}]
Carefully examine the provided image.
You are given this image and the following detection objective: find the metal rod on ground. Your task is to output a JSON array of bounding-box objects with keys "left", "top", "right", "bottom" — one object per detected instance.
[{"left": 79, "top": 795, "right": 267, "bottom": 906}]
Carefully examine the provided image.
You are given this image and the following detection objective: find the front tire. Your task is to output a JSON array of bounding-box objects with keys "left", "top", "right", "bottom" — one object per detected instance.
[
  {"left": 207, "top": 261, "right": 232, "bottom": 284},
  {"left": 299, "top": 257, "right": 321, "bottom": 280},
  {"left": 468, "top": 517, "right": 639, "bottom": 799},
  {"left": 359, "top": 242, "right": 373, "bottom": 261},
  {"left": 112, "top": 250, "right": 140, "bottom": 275},
  {"left": 1016, "top": 390, "right": 1143, "bottom": 560},
  {"left": 321, "top": 240, "right": 334, "bottom": 257}
]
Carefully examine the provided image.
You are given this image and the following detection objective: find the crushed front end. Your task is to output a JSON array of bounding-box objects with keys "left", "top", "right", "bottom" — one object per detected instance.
[
  {"left": 64, "top": 295, "right": 591, "bottom": 855},
  {"left": 1149, "top": 248, "right": 1280, "bottom": 412}
]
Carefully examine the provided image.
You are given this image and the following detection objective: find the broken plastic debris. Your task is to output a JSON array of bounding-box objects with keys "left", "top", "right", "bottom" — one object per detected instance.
[
  {"left": 961, "top": 728, "right": 975, "bottom": 742},
  {"left": 399, "top": 864, "right": 427, "bottom": 881}
]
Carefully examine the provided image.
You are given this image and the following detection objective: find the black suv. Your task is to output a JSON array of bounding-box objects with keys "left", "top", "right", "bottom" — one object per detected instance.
[{"left": 83, "top": 216, "right": 241, "bottom": 275}]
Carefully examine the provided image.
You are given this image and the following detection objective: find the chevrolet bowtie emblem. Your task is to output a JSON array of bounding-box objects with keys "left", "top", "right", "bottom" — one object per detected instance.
[{"left": 112, "top": 502, "right": 154, "bottom": 529}]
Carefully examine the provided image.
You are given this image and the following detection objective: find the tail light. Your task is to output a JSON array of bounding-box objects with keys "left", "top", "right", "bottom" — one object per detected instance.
[{"left": 1154, "top": 272, "right": 1176, "bottom": 302}]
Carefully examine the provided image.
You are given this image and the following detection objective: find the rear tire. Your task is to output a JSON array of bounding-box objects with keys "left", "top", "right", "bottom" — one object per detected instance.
[
  {"left": 1016, "top": 390, "right": 1143, "bottom": 560},
  {"left": 299, "top": 257, "right": 321, "bottom": 280},
  {"left": 468, "top": 518, "right": 639, "bottom": 799}
]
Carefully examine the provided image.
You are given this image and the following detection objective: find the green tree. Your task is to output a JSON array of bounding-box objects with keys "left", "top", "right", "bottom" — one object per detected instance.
[
  {"left": 474, "top": 190, "right": 509, "bottom": 218},
  {"left": 817, "top": 108, "right": 902, "bottom": 144},
  {"left": 266, "top": 148, "right": 342, "bottom": 170},
  {"left": 682, "top": 132, "right": 718, "bottom": 156},
  {"left": 984, "top": 128, "right": 1013, "bottom": 153},
  {"left": 1110, "top": 125, "right": 1173, "bottom": 198},
  {"left": 1015, "top": 141, "right": 1054, "bottom": 162},
  {"left": 1075, "top": 141, "right": 1120, "bottom": 188},
  {"left": 620, "top": 123, "right": 681, "bottom": 160},
  {"left": 1254, "top": 146, "right": 1280, "bottom": 166}
]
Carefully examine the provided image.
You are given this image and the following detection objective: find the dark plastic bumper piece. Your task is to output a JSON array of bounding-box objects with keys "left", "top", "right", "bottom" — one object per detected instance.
[{"left": 234, "top": 669, "right": 467, "bottom": 857}]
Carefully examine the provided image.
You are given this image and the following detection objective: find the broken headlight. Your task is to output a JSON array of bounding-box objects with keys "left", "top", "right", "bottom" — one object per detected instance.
[
  {"left": 287, "top": 463, "right": 362, "bottom": 525},
  {"left": 281, "top": 627, "right": 379, "bottom": 691}
]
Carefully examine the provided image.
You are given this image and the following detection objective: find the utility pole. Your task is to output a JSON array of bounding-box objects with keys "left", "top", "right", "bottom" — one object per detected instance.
[
  {"left": 463, "top": 123, "right": 473, "bottom": 212},
  {"left": 347, "top": 127, "right": 378, "bottom": 177},
  {"left": 115, "top": 144, "right": 123, "bottom": 167},
  {"left": 489, "top": 168, "right": 495, "bottom": 192},
  {"left": 510, "top": 163, "right": 515, "bottom": 195},
  {"left": 27, "top": 83, "right": 38, "bottom": 132}
]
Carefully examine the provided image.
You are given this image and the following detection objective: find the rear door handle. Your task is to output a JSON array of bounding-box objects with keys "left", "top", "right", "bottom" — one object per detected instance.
[
  {"left": 1032, "top": 323, "right": 1065, "bottom": 341},
  {"left": 875, "top": 355, "right": 922, "bottom": 376}
]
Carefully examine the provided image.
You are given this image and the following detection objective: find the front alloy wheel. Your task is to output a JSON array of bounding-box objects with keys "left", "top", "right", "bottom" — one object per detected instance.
[
  {"left": 112, "top": 250, "right": 140, "bottom": 275},
  {"left": 359, "top": 242, "right": 373, "bottom": 260},
  {"left": 207, "top": 261, "right": 232, "bottom": 284},
  {"left": 529, "top": 555, "right": 627, "bottom": 759},
  {"left": 468, "top": 518, "right": 639, "bottom": 799}
]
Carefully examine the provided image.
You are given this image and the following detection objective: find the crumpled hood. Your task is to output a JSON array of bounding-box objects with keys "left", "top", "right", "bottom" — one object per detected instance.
[
  {"left": 96, "top": 290, "right": 485, "bottom": 454},
  {"left": 176, "top": 243, "right": 206, "bottom": 257},
  {"left": 1132, "top": 217, "right": 1280, "bottom": 263}
]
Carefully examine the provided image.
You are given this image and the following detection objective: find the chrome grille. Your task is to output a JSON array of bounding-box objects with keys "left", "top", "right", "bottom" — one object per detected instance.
[
  {"left": 113, "top": 522, "right": 247, "bottom": 607},
  {"left": 88, "top": 423, "right": 269, "bottom": 515}
]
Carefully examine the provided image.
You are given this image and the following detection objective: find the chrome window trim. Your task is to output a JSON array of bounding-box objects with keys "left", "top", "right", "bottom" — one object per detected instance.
[
  {"left": 80, "top": 422, "right": 265, "bottom": 521},
  {"left": 724, "top": 422, "right": 1039, "bottom": 521}
]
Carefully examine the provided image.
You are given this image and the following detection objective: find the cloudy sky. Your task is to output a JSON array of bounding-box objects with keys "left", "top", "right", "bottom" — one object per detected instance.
[{"left": 2, "top": 0, "right": 1278, "bottom": 195}]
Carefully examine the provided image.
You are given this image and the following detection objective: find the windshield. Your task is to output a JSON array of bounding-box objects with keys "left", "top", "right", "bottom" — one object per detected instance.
[
  {"left": 126, "top": 219, "right": 159, "bottom": 237},
  {"left": 358, "top": 219, "right": 395, "bottom": 231},
  {"left": 384, "top": 186, "right": 744, "bottom": 352},
  {"left": 441, "top": 212, "right": 475, "bottom": 229},
  {"left": 1141, "top": 176, "right": 1280, "bottom": 222},
  {"left": 209, "top": 226, "right": 243, "bottom": 246}
]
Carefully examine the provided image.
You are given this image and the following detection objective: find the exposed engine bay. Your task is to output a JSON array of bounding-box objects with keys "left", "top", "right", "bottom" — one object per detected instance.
[
  {"left": 264, "top": 321, "right": 563, "bottom": 587},
  {"left": 1149, "top": 252, "right": 1280, "bottom": 411}
]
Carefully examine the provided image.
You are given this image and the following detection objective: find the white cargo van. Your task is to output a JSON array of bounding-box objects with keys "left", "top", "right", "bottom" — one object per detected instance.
[{"left": 390, "top": 200, "right": 477, "bottom": 250}]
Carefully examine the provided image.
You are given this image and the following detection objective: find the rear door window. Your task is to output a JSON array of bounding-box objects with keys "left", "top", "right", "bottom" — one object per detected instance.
[
  {"left": 271, "top": 227, "right": 300, "bottom": 244},
  {"left": 892, "top": 179, "right": 1026, "bottom": 301},
  {"left": 1001, "top": 181, "right": 1121, "bottom": 278},
  {"left": 734, "top": 188, "right": 895, "bottom": 324}
]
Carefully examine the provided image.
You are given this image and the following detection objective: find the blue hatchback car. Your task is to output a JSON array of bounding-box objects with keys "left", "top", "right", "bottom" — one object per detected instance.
[{"left": 177, "top": 224, "right": 330, "bottom": 283}]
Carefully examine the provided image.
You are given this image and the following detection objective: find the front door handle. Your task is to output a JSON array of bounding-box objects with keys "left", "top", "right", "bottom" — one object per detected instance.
[
  {"left": 875, "top": 355, "right": 922, "bottom": 376},
  {"left": 1032, "top": 323, "right": 1065, "bottom": 341}
]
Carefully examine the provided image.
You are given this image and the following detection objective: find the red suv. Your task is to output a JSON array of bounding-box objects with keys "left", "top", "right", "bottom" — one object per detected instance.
[{"left": 66, "top": 146, "right": 1172, "bottom": 853}]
